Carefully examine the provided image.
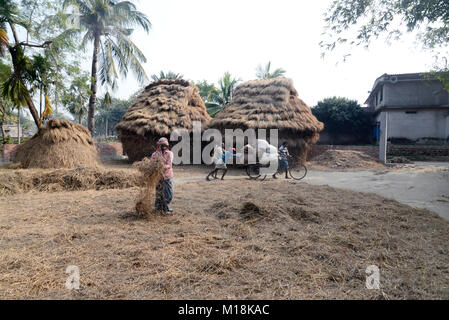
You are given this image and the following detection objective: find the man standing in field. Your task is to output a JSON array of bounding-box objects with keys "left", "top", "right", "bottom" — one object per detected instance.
[{"left": 151, "top": 137, "right": 174, "bottom": 213}]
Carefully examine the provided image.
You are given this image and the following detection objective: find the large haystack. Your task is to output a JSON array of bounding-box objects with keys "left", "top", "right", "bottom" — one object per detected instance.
[
  {"left": 116, "top": 79, "right": 212, "bottom": 162},
  {"left": 209, "top": 78, "right": 324, "bottom": 161},
  {"left": 14, "top": 119, "right": 98, "bottom": 169}
]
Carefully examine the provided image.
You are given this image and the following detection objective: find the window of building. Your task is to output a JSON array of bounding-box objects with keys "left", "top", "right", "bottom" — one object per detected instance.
[{"left": 405, "top": 111, "right": 417, "bottom": 114}]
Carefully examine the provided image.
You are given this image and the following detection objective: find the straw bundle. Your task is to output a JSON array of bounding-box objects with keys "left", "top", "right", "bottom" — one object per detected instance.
[
  {"left": 133, "top": 156, "right": 165, "bottom": 217},
  {"left": 14, "top": 120, "right": 98, "bottom": 169},
  {"left": 116, "top": 79, "right": 211, "bottom": 162}
]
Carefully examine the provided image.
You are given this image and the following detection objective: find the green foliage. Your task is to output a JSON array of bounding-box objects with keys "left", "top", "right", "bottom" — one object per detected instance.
[
  {"left": 151, "top": 71, "right": 183, "bottom": 81},
  {"left": 196, "top": 73, "right": 240, "bottom": 117},
  {"left": 61, "top": 72, "right": 91, "bottom": 123},
  {"left": 94, "top": 96, "right": 131, "bottom": 136},
  {"left": 1, "top": 46, "right": 34, "bottom": 108},
  {"left": 256, "top": 61, "right": 286, "bottom": 79},
  {"left": 312, "top": 97, "right": 372, "bottom": 143},
  {"left": 321, "top": 0, "right": 449, "bottom": 89},
  {"left": 322, "top": 0, "right": 449, "bottom": 50},
  {"left": 0, "top": 61, "right": 16, "bottom": 123}
]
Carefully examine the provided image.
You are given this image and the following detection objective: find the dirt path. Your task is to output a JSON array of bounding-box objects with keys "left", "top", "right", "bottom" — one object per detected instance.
[
  {"left": 173, "top": 163, "right": 449, "bottom": 221},
  {"left": 305, "top": 164, "right": 449, "bottom": 221}
]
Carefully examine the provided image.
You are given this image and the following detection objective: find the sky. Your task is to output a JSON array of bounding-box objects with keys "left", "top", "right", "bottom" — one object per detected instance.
[{"left": 102, "top": 0, "right": 439, "bottom": 108}]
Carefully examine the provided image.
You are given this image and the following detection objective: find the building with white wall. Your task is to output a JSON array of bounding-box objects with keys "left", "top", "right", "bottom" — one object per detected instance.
[{"left": 366, "top": 73, "right": 449, "bottom": 144}]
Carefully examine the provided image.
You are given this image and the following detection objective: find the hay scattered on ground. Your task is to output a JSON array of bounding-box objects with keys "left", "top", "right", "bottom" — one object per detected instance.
[
  {"left": 309, "top": 150, "right": 387, "bottom": 170},
  {"left": 14, "top": 120, "right": 99, "bottom": 169},
  {"left": 133, "top": 157, "right": 164, "bottom": 218},
  {"left": 0, "top": 167, "right": 140, "bottom": 196},
  {"left": 0, "top": 180, "right": 448, "bottom": 299}
]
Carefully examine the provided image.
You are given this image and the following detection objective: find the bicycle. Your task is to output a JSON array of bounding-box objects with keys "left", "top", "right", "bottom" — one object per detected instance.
[{"left": 246, "top": 156, "right": 308, "bottom": 181}]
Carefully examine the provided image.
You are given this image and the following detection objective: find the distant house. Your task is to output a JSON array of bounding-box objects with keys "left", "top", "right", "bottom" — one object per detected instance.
[
  {"left": 1, "top": 124, "right": 23, "bottom": 139},
  {"left": 366, "top": 73, "right": 449, "bottom": 143}
]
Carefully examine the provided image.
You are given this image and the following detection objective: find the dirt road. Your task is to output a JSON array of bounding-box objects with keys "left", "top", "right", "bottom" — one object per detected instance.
[
  {"left": 305, "top": 163, "right": 449, "bottom": 221},
  {"left": 173, "top": 163, "right": 449, "bottom": 221}
]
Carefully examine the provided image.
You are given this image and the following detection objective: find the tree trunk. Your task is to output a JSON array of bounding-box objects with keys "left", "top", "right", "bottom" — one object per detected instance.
[
  {"left": 105, "top": 112, "right": 108, "bottom": 139},
  {"left": 88, "top": 33, "right": 100, "bottom": 134},
  {"left": 79, "top": 114, "right": 82, "bottom": 124},
  {"left": 8, "top": 23, "right": 42, "bottom": 130},
  {"left": 0, "top": 119, "right": 5, "bottom": 144},
  {"left": 39, "top": 86, "right": 42, "bottom": 119},
  {"left": 25, "top": 94, "right": 42, "bottom": 130},
  {"left": 17, "top": 106, "right": 21, "bottom": 144}
]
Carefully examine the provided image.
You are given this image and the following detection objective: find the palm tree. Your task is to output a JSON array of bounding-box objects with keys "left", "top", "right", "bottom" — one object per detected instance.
[
  {"left": 62, "top": 74, "right": 91, "bottom": 124},
  {"left": 256, "top": 61, "right": 286, "bottom": 79},
  {"left": 30, "top": 54, "right": 54, "bottom": 120},
  {"left": 151, "top": 71, "right": 184, "bottom": 81},
  {"left": 203, "top": 72, "right": 240, "bottom": 117},
  {"left": 0, "top": 60, "right": 13, "bottom": 143},
  {"left": 63, "top": 0, "right": 151, "bottom": 134},
  {"left": 0, "top": 0, "right": 45, "bottom": 129}
]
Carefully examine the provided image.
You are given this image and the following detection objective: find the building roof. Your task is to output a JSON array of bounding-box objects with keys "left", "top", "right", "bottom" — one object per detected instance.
[{"left": 365, "top": 72, "right": 441, "bottom": 104}]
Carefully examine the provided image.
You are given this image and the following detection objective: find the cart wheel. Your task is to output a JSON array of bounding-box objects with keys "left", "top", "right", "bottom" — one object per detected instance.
[
  {"left": 247, "top": 165, "right": 261, "bottom": 180},
  {"left": 289, "top": 164, "right": 307, "bottom": 181}
]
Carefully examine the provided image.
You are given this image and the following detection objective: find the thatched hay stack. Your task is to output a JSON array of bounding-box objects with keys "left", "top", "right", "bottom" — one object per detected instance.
[
  {"left": 116, "top": 79, "right": 212, "bottom": 162},
  {"left": 208, "top": 78, "right": 324, "bottom": 161},
  {"left": 14, "top": 120, "right": 99, "bottom": 169}
]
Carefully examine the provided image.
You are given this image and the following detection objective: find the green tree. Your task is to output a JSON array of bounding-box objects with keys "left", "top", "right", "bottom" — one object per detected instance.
[
  {"left": 0, "top": 0, "right": 74, "bottom": 130},
  {"left": 151, "top": 71, "right": 183, "bottom": 81},
  {"left": 0, "top": 0, "right": 47, "bottom": 129},
  {"left": 30, "top": 53, "right": 55, "bottom": 120},
  {"left": 321, "top": 0, "right": 449, "bottom": 86},
  {"left": 256, "top": 61, "right": 286, "bottom": 79},
  {"left": 0, "top": 60, "right": 15, "bottom": 143},
  {"left": 312, "top": 97, "right": 372, "bottom": 144},
  {"left": 199, "top": 73, "right": 240, "bottom": 117},
  {"left": 99, "top": 91, "right": 111, "bottom": 137},
  {"left": 62, "top": 72, "right": 91, "bottom": 123},
  {"left": 95, "top": 95, "right": 130, "bottom": 136},
  {"left": 63, "top": 0, "right": 151, "bottom": 134}
]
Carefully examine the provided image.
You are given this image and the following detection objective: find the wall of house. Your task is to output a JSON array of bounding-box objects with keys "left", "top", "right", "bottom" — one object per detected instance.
[
  {"left": 375, "top": 109, "right": 449, "bottom": 140},
  {"left": 2, "top": 125, "right": 23, "bottom": 139},
  {"left": 382, "top": 80, "right": 449, "bottom": 108}
]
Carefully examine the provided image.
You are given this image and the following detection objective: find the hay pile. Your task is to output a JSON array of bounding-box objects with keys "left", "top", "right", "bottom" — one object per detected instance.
[
  {"left": 0, "top": 167, "right": 140, "bottom": 196},
  {"left": 116, "top": 79, "right": 211, "bottom": 162},
  {"left": 310, "top": 150, "right": 386, "bottom": 170},
  {"left": 14, "top": 120, "right": 98, "bottom": 169},
  {"left": 133, "top": 157, "right": 165, "bottom": 217},
  {"left": 208, "top": 78, "right": 324, "bottom": 160}
]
